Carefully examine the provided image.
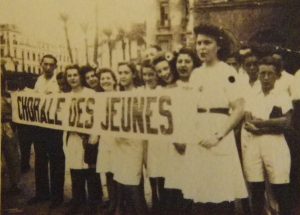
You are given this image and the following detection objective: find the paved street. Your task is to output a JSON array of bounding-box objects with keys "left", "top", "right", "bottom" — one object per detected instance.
[
  {"left": 1, "top": 149, "right": 153, "bottom": 215},
  {"left": 2, "top": 149, "right": 300, "bottom": 215}
]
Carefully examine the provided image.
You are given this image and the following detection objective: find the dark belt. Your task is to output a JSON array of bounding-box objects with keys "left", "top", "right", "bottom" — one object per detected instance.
[{"left": 197, "top": 107, "right": 230, "bottom": 115}]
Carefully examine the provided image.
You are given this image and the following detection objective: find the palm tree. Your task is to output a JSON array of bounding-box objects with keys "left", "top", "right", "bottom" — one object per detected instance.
[
  {"left": 80, "top": 23, "right": 89, "bottom": 65},
  {"left": 116, "top": 28, "right": 127, "bottom": 60},
  {"left": 127, "top": 23, "right": 146, "bottom": 60},
  {"left": 60, "top": 13, "right": 73, "bottom": 63},
  {"left": 93, "top": 1, "right": 99, "bottom": 66},
  {"left": 103, "top": 28, "right": 115, "bottom": 68}
]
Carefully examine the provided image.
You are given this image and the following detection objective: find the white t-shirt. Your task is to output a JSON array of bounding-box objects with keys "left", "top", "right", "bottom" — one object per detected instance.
[
  {"left": 274, "top": 70, "right": 294, "bottom": 96},
  {"left": 246, "top": 89, "right": 292, "bottom": 120},
  {"left": 243, "top": 88, "right": 292, "bottom": 146},
  {"left": 34, "top": 73, "right": 59, "bottom": 94},
  {"left": 291, "top": 70, "right": 300, "bottom": 100}
]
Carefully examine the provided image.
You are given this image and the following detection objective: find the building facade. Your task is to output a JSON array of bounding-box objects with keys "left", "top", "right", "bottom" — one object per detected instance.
[
  {"left": 193, "top": 0, "right": 300, "bottom": 49},
  {"left": 146, "top": 0, "right": 194, "bottom": 51},
  {"left": 147, "top": 0, "right": 300, "bottom": 55},
  {"left": 0, "top": 24, "right": 74, "bottom": 75}
]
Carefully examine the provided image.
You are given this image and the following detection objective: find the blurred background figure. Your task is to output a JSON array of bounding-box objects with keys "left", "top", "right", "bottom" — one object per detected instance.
[{"left": 1, "top": 76, "right": 21, "bottom": 195}]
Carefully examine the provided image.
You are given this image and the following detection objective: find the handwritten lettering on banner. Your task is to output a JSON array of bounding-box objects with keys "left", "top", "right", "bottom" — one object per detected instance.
[{"left": 11, "top": 89, "right": 195, "bottom": 141}]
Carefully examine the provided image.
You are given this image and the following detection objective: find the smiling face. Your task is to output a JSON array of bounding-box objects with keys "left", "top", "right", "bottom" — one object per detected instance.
[
  {"left": 196, "top": 34, "right": 219, "bottom": 64},
  {"left": 85, "top": 70, "right": 98, "bottom": 89},
  {"left": 66, "top": 68, "right": 81, "bottom": 90},
  {"left": 100, "top": 72, "right": 116, "bottom": 92},
  {"left": 142, "top": 66, "right": 158, "bottom": 89},
  {"left": 154, "top": 60, "right": 173, "bottom": 84},
  {"left": 176, "top": 53, "right": 194, "bottom": 80},
  {"left": 118, "top": 64, "right": 134, "bottom": 88},
  {"left": 258, "top": 64, "right": 278, "bottom": 93}
]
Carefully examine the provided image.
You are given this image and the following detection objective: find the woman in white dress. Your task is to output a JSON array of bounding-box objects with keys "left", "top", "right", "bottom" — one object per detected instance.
[
  {"left": 138, "top": 60, "right": 164, "bottom": 213},
  {"left": 182, "top": 24, "right": 248, "bottom": 215},
  {"left": 63, "top": 65, "right": 101, "bottom": 215},
  {"left": 162, "top": 48, "right": 201, "bottom": 214},
  {"left": 95, "top": 68, "right": 119, "bottom": 214},
  {"left": 152, "top": 54, "right": 179, "bottom": 213},
  {"left": 113, "top": 62, "right": 148, "bottom": 215}
]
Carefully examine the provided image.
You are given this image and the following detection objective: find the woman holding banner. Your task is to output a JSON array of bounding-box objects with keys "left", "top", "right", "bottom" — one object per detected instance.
[
  {"left": 181, "top": 25, "right": 248, "bottom": 215},
  {"left": 163, "top": 47, "right": 201, "bottom": 214},
  {"left": 81, "top": 65, "right": 101, "bottom": 91},
  {"left": 63, "top": 65, "right": 102, "bottom": 215},
  {"left": 138, "top": 60, "right": 166, "bottom": 213},
  {"left": 112, "top": 62, "right": 148, "bottom": 215},
  {"left": 95, "top": 68, "right": 120, "bottom": 214},
  {"left": 152, "top": 52, "right": 178, "bottom": 88}
]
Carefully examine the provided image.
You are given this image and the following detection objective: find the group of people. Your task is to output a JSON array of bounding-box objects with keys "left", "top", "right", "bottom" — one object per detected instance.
[{"left": 2, "top": 24, "right": 300, "bottom": 215}]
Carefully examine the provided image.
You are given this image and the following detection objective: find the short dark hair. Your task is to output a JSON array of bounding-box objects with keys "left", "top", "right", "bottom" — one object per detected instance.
[
  {"left": 152, "top": 52, "right": 178, "bottom": 86},
  {"left": 193, "top": 24, "right": 231, "bottom": 60},
  {"left": 80, "top": 65, "right": 97, "bottom": 88},
  {"left": 240, "top": 50, "right": 257, "bottom": 64},
  {"left": 117, "top": 62, "right": 142, "bottom": 89},
  {"left": 64, "top": 64, "right": 85, "bottom": 88},
  {"left": 226, "top": 52, "right": 241, "bottom": 64},
  {"left": 141, "top": 59, "right": 155, "bottom": 71},
  {"left": 175, "top": 47, "right": 201, "bottom": 69},
  {"left": 152, "top": 53, "right": 167, "bottom": 66},
  {"left": 258, "top": 56, "right": 281, "bottom": 74},
  {"left": 41, "top": 54, "right": 57, "bottom": 65},
  {"left": 97, "top": 68, "right": 118, "bottom": 92}
]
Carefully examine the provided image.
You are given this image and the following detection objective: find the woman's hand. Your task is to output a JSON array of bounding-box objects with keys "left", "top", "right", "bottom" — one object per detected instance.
[
  {"left": 244, "top": 122, "right": 263, "bottom": 135},
  {"left": 199, "top": 133, "right": 222, "bottom": 149},
  {"left": 173, "top": 142, "right": 186, "bottom": 155}
]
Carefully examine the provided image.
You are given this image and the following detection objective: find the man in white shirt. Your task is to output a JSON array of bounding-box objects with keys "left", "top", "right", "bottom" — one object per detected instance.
[
  {"left": 272, "top": 53, "right": 294, "bottom": 96},
  {"left": 242, "top": 56, "right": 292, "bottom": 215},
  {"left": 28, "top": 54, "right": 65, "bottom": 209},
  {"left": 240, "top": 50, "right": 261, "bottom": 94},
  {"left": 289, "top": 69, "right": 300, "bottom": 208}
]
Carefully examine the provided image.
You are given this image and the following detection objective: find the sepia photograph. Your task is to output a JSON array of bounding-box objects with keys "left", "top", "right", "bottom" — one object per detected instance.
[{"left": 1, "top": 0, "right": 300, "bottom": 214}]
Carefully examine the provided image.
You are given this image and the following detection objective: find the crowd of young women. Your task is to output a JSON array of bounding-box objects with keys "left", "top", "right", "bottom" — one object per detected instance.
[{"left": 52, "top": 24, "right": 300, "bottom": 215}]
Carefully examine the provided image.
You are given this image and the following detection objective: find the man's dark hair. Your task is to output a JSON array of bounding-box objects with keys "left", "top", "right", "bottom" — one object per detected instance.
[
  {"left": 258, "top": 56, "right": 281, "bottom": 74},
  {"left": 40, "top": 54, "right": 57, "bottom": 65},
  {"left": 240, "top": 50, "right": 257, "bottom": 64}
]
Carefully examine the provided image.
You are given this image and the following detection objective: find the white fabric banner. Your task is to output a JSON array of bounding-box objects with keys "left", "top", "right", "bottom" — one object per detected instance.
[{"left": 11, "top": 89, "right": 197, "bottom": 142}]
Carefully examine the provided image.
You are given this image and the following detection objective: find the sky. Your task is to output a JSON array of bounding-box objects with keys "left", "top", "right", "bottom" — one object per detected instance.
[{"left": 0, "top": 0, "right": 151, "bottom": 45}]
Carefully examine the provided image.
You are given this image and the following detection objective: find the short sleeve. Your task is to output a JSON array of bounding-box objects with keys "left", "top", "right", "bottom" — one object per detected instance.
[
  {"left": 222, "top": 65, "right": 243, "bottom": 103},
  {"left": 188, "top": 67, "right": 202, "bottom": 89}
]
